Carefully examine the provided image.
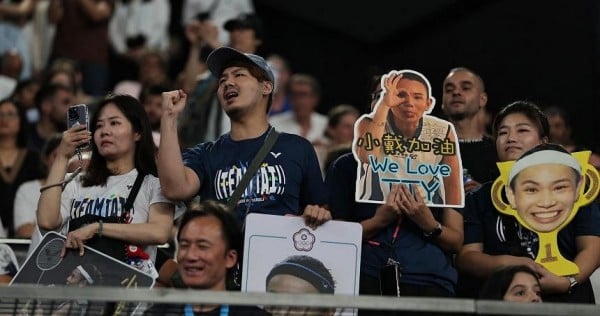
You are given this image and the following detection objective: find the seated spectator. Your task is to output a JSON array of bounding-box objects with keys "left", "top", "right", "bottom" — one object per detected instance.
[
  {"left": 0, "top": 98, "right": 44, "bottom": 237},
  {"left": 544, "top": 105, "right": 583, "bottom": 153},
  {"left": 14, "top": 134, "right": 62, "bottom": 239},
  {"left": 11, "top": 78, "right": 40, "bottom": 124},
  {"left": 29, "top": 82, "right": 73, "bottom": 152},
  {"left": 145, "top": 200, "right": 269, "bottom": 315},
  {"left": 479, "top": 265, "right": 542, "bottom": 303},
  {"left": 48, "top": 58, "right": 95, "bottom": 108},
  {"left": 456, "top": 101, "right": 600, "bottom": 303},
  {"left": 0, "top": 243, "right": 19, "bottom": 283},
  {"left": 321, "top": 104, "right": 359, "bottom": 173},
  {"left": 140, "top": 85, "right": 169, "bottom": 146}
]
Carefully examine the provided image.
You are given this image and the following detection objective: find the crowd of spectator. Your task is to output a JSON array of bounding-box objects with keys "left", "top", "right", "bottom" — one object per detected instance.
[{"left": 1, "top": 1, "right": 600, "bottom": 315}]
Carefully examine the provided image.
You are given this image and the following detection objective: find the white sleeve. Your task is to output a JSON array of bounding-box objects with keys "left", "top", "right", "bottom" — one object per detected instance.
[
  {"left": 108, "top": 2, "right": 127, "bottom": 54},
  {"left": 146, "top": 0, "right": 171, "bottom": 52},
  {"left": 13, "top": 181, "right": 39, "bottom": 231}
]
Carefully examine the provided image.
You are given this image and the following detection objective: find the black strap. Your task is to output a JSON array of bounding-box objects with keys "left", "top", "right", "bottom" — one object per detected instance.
[
  {"left": 226, "top": 127, "right": 279, "bottom": 210},
  {"left": 121, "top": 172, "right": 145, "bottom": 223},
  {"left": 501, "top": 213, "right": 528, "bottom": 257}
]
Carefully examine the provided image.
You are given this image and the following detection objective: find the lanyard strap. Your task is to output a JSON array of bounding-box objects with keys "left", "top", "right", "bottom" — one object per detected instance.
[
  {"left": 367, "top": 215, "right": 404, "bottom": 247},
  {"left": 184, "top": 304, "right": 229, "bottom": 316}
]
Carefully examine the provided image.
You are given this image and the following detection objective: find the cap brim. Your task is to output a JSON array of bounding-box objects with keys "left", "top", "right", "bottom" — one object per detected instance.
[
  {"left": 224, "top": 19, "right": 245, "bottom": 31},
  {"left": 206, "top": 47, "right": 251, "bottom": 78}
]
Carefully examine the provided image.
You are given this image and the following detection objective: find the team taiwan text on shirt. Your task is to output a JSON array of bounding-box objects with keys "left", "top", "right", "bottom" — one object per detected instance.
[
  {"left": 60, "top": 169, "right": 172, "bottom": 261},
  {"left": 182, "top": 128, "right": 326, "bottom": 222}
]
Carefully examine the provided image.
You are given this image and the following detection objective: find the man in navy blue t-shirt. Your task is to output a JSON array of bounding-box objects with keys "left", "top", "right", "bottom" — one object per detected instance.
[{"left": 157, "top": 47, "right": 329, "bottom": 227}]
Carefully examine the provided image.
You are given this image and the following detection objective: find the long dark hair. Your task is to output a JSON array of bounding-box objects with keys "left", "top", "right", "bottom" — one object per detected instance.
[
  {"left": 479, "top": 265, "right": 540, "bottom": 300},
  {"left": 0, "top": 98, "right": 29, "bottom": 148},
  {"left": 82, "top": 94, "right": 157, "bottom": 187}
]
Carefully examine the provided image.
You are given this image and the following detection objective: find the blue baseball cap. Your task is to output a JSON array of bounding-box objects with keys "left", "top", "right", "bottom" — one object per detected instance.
[{"left": 206, "top": 46, "right": 275, "bottom": 83}]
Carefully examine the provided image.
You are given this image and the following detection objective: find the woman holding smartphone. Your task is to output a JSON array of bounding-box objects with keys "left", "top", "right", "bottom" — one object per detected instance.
[{"left": 36, "top": 94, "right": 175, "bottom": 273}]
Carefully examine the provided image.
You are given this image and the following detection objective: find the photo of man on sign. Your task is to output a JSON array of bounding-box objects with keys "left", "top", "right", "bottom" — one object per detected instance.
[{"left": 353, "top": 69, "right": 464, "bottom": 208}]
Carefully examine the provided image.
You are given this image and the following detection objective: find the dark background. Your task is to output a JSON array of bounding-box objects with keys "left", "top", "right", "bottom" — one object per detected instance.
[{"left": 250, "top": 0, "right": 600, "bottom": 149}]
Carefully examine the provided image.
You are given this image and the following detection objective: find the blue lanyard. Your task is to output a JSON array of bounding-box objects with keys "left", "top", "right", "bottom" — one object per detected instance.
[{"left": 184, "top": 304, "right": 229, "bottom": 316}]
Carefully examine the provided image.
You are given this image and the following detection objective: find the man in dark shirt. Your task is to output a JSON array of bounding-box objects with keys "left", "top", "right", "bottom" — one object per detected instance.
[{"left": 442, "top": 67, "right": 498, "bottom": 191}]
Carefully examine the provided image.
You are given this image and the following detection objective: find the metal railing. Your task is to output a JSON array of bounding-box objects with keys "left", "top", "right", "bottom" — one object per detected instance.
[{"left": 1, "top": 284, "right": 599, "bottom": 315}]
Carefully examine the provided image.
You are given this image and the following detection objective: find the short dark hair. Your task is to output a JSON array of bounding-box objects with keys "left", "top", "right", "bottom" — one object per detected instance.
[
  {"left": 222, "top": 60, "right": 273, "bottom": 113},
  {"left": 266, "top": 255, "right": 335, "bottom": 294},
  {"left": 446, "top": 67, "right": 486, "bottom": 92},
  {"left": 139, "top": 85, "right": 168, "bottom": 105},
  {"left": 492, "top": 101, "right": 549, "bottom": 139},
  {"left": 34, "top": 83, "right": 72, "bottom": 110},
  {"left": 543, "top": 105, "right": 572, "bottom": 128},
  {"left": 82, "top": 94, "right": 157, "bottom": 186},
  {"left": 177, "top": 200, "right": 242, "bottom": 257},
  {"left": 0, "top": 99, "right": 29, "bottom": 148},
  {"left": 479, "top": 265, "right": 540, "bottom": 300}
]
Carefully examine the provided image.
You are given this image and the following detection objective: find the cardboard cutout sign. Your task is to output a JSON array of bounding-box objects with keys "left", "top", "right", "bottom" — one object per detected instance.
[
  {"left": 11, "top": 231, "right": 154, "bottom": 287},
  {"left": 352, "top": 70, "right": 464, "bottom": 207},
  {"left": 491, "top": 150, "right": 600, "bottom": 275},
  {"left": 243, "top": 214, "right": 362, "bottom": 316},
  {"left": 10, "top": 232, "right": 154, "bottom": 315}
]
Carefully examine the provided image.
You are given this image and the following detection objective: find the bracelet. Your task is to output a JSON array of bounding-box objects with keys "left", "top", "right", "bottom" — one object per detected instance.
[
  {"left": 39, "top": 182, "right": 64, "bottom": 193},
  {"left": 373, "top": 121, "right": 386, "bottom": 127},
  {"left": 97, "top": 220, "right": 103, "bottom": 238}
]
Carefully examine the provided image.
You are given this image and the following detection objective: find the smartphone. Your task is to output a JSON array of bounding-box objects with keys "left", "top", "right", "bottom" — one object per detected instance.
[{"left": 67, "top": 104, "right": 89, "bottom": 149}]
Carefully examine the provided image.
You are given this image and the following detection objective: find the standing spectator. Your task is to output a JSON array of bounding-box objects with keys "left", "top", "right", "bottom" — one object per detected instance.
[
  {"left": 48, "top": 0, "right": 115, "bottom": 96},
  {"left": 158, "top": 47, "right": 329, "bottom": 227},
  {"left": 321, "top": 104, "right": 359, "bottom": 173},
  {"left": 178, "top": 13, "right": 265, "bottom": 145},
  {"left": 0, "top": 51, "right": 21, "bottom": 99},
  {"left": 0, "top": 98, "right": 43, "bottom": 237},
  {"left": 109, "top": 0, "right": 170, "bottom": 55},
  {"left": 442, "top": 67, "right": 498, "bottom": 191},
  {"left": 181, "top": 0, "right": 253, "bottom": 46},
  {"left": 456, "top": 101, "right": 600, "bottom": 303},
  {"left": 37, "top": 94, "right": 175, "bottom": 272},
  {"left": 0, "top": 0, "right": 36, "bottom": 80},
  {"left": 270, "top": 74, "right": 327, "bottom": 144}
]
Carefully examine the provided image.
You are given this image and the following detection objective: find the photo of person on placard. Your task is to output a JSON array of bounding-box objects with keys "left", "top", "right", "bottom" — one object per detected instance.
[
  {"left": 353, "top": 70, "right": 463, "bottom": 208},
  {"left": 265, "top": 255, "right": 335, "bottom": 316},
  {"left": 491, "top": 143, "right": 600, "bottom": 276},
  {"left": 505, "top": 144, "right": 583, "bottom": 233}
]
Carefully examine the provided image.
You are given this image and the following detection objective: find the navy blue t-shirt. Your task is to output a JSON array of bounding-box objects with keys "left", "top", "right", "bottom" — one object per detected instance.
[
  {"left": 326, "top": 153, "right": 458, "bottom": 294},
  {"left": 463, "top": 181, "right": 600, "bottom": 260},
  {"left": 183, "top": 128, "right": 326, "bottom": 222}
]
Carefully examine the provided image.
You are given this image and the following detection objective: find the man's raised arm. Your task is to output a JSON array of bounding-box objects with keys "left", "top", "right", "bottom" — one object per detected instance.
[{"left": 157, "top": 90, "right": 201, "bottom": 201}]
